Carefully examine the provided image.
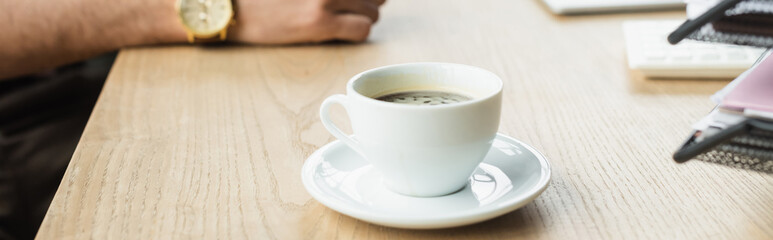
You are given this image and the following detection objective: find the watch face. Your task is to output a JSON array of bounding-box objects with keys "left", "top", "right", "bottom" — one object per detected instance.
[{"left": 178, "top": 0, "right": 233, "bottom": 36}]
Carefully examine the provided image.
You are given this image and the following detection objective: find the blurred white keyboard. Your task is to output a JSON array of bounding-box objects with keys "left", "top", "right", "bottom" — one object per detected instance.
[
  {"left": 543, "top": 0, "right": 684, "bottom": 14},
  {"left": 624, "top": 20, "right": 767, "bottom": 79}
]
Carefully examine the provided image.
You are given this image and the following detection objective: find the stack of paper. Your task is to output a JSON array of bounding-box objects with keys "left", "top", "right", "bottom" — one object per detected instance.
[
  {"left": 685, "top": 0, "right": 722, "bottom": 19},
  {"left": 694, "top": 50, "right": 773, "bottom": 132}
]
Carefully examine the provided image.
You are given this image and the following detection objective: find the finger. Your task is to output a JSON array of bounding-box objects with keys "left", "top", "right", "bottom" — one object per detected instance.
[
  {"left": 330, "top": 0, "right": 380, "bottom": 22},
  {"left": 331, "top": 13, "right": 373, "bottom": 42}
]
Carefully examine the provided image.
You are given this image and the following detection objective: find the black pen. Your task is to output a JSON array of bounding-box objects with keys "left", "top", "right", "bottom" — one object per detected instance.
[{"left": 667, "top": 0, "right": 743, "bottom": 45}]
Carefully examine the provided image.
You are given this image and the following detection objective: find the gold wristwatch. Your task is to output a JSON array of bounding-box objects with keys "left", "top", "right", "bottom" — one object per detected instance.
[{"left": 176, "top": 0, "right": 235, "bottom": 43}]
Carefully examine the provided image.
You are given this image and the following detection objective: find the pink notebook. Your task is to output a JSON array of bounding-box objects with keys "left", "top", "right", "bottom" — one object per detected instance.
[{"left": 721, "top": 54, "right": 773, "bottom": 113}]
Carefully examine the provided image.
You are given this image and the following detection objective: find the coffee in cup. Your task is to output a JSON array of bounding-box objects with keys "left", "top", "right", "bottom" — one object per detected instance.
[{"left": 375, "top": 90, "right": 472, "bottom": 105}]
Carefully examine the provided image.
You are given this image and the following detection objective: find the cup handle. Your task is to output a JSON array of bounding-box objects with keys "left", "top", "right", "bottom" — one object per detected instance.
[{"left": 320, "top": 94, "right": 366, "bottom": 157}]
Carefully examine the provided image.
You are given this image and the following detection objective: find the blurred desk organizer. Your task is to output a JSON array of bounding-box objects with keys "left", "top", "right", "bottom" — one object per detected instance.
[
  {"left": 673, "top": 50, "right": 773, "bottom": 173},
  {"left": 668, "top": 0, "right": 773, "bottom": 48},
  {"left": 669, "top": 0, "right": 773, "bottom": 172}
]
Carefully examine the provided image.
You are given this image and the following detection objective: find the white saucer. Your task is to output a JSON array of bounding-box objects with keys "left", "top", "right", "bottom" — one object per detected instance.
[{"left": 301, "top": 133, "right": 551, "bottom": 229}]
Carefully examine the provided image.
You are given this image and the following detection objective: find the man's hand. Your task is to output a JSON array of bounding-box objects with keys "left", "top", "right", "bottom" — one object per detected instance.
[
  {"left": 230, "top": 0, "right": 386, "bottom": 44},
  {"left": 0, "top": 0, "right": 386, "bottom": 80}
]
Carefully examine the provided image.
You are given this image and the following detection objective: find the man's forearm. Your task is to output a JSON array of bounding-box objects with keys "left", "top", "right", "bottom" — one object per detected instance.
[{"left": 0, "top": 0, "right": 187, "bottom": 80}]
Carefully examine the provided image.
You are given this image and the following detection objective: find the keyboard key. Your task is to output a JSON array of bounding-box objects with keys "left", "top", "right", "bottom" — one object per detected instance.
[
  {"left": 727, "top": 52, "right": 748, "bottom": 61},
  {"left": 672, "top": 51, "right": 693, "bottom": 61},
  {"left": 700, "top": 53, "right": 721, "bottom": 61},
  {"left": 644, "top": 52, "right": 667, "bottom": 61}
]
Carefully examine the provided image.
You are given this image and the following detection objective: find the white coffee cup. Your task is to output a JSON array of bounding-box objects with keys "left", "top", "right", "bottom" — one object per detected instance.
[{"left": 320, "top": 63, "right": 503, "bottom": 197}]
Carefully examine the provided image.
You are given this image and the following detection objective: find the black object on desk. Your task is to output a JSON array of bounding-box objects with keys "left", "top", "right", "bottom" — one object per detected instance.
[
  {"left": 673, "top": 119, "right": 773, "bottom": 173},
  {"left": 668, "top": 0, "right": 773, "bottom": 48},
  {"left": 668, "top": 0, "right": 743, "bottom": 45}
]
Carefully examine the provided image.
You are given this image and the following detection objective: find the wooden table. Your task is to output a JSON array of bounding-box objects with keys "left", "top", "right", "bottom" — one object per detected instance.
[{"left": 37, "top": 0, "right": 773, "bottom": 239}]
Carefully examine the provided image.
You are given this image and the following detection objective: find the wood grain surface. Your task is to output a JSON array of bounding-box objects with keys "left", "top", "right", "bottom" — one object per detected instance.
[{"left": 37, "top": 0, "right": 773, "bottom": 239}]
